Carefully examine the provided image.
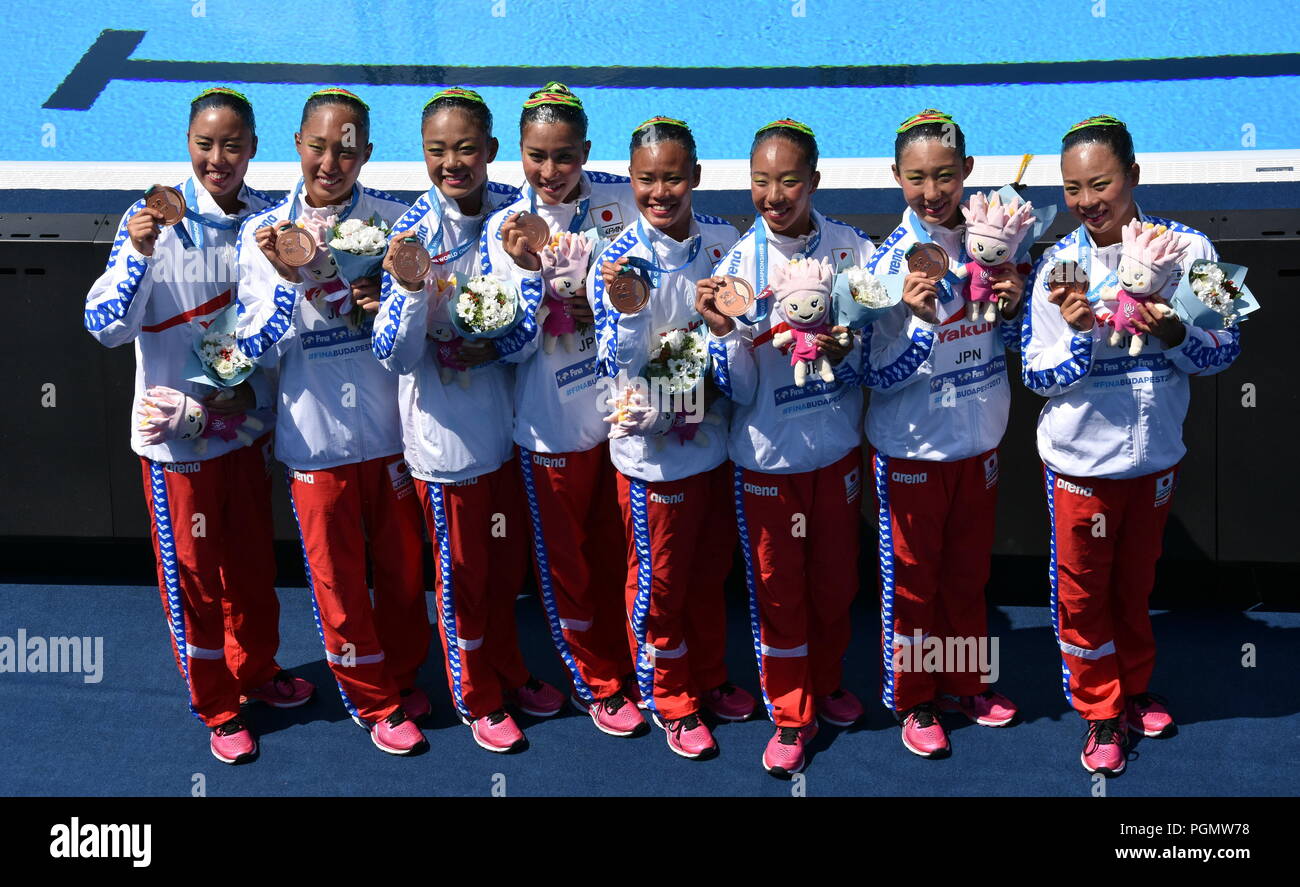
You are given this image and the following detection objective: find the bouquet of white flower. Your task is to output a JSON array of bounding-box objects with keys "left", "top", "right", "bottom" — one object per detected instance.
[
  {"left": 645, "top": 327, "right": 709, "bottom": 396},
  {"left": 188, "top": 304, "right": 255, "bottom": 387},
  {"left": 327, "top": 214, "right": 392, "bottom": 286},
  {"left": 832, "top": 265, "right": 904, "bottom": 329},
  {"left": 200, "top": 331, "right": 253, "bottom": 382},
  {"left": 450, "top": 274, "right": 522, "bottom": 339},
  {"left": 1171, "top": 259, "right": 1259, "bottom": 330}
]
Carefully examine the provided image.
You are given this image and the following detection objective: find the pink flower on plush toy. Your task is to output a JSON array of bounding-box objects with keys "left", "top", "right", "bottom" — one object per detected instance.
[{"left": 957, "top": 191, "right": 1036, "bottom": 322}]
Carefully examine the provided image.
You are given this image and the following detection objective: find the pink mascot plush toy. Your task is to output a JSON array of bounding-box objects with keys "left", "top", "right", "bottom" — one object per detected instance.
[
  {"left": 136, "top": 386, "right": 264, "bottom": 455},
  {"left": 537, "top": 233, "right": 593, "bottom": 354},
  {"left": 955, "top": 191, "right": 1037, "bottom": 323},
  {"left": 1110, "top": 219, "right": 1188, "bottom": 356},
  {"left": 770, "top": 257, "right": 848, "bottom": 387}
]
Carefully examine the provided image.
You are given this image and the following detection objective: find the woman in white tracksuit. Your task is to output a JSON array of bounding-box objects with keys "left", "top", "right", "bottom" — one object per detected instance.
[
  {"left": 592, "top": 116, "right": 755, "bottom": 760},
  {"left": 84, "top": 87, "right": 312, "bottom": 766},
  {"left": 477, "top": 82, "right": 650, "bottom": 740},
  {"left": 862, "top": 110, "right": 1024, "bottom": 760},
  {"left": 700, "top": 119, "right": 872, "bottom": 778},
  {"left": 1022, "top": 115, "right": 1241, "bottom": 777},
  {"left": 373, "top": 87, "right": 564, "bottom": 754},
  {"left": 236, "top": 88, "right": 429, "bottom": 757}
]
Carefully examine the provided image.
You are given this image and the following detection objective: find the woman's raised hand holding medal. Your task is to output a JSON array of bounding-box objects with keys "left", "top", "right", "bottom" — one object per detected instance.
[
  {"left": 384, "top": 229, "right": 429, "bottom": 292},
  {"left": 695, "top": 277, "right": 736, "bottom": 337},
  {"left": 500, "top": 212, "right": 546, "bottom": 271},
  {"left": 255, "top": 221, "right": 304, "bottom": 283}
]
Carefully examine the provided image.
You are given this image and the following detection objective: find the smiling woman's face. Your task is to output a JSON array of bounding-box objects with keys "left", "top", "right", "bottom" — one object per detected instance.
[
  {"left": 1061, "top": 141, "right": 1140, "bottom": 247},
  {"left": 892, "top": 139, "right": 973, "bottom": 228}
]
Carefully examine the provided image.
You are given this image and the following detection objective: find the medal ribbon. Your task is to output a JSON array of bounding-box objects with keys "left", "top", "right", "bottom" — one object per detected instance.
[
  {"left": 1075, "top": 224, "right": 1122, "bottom": 313},
  {"left": 529, "top": 187, "right": 591, "bottom": 235},
  {"left": 626, "top": 219, "right": 701, "bottom": 286},
  {"left": 173, "top": 179, "right": 240, "bottom": 250},
  {"left": 751, "top": 217, "right": 821, "bottom": 322},
  {"left": 417, "top": 189, "right": 475, "bottom": 265}
]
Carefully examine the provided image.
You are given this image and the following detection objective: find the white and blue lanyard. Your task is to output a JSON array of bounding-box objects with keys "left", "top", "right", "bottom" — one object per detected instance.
[
  {"left": 530, "top": 187, "right": 590, "bottom": 235},
  {"left": 624, "top": 218, "right": 702, "bottom": 288},
  {"left": 172, "top": 178, "right": 241, "bottom": 250},
  {"left": 749, "top": 217, "right": 821, "bottom": 322}
]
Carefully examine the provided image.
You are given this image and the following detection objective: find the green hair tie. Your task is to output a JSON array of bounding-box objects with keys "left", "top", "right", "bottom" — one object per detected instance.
[
  {"left": 523, "top": 82, "right": 583, "bottom": 110},
  {"left": 756, "top": 118, "right": 815, "bottom": 139},
  {"left": 192, "top": 86, "right": 252, "bottom": 107},
  {"left": 424, "top": 87, "right": 486, "bottom": 111},
  {"left": 308, "top": 87, "right": 369, "bottom": 110},
  {"left": 896, "top": 109, "right": 956, "bottom": 134},
  {"left": 1065, "top": 114, "right": 1127, "bottom": 136},
  {"left": 634, "top": 116, "right": 690, "bottom": 135}
]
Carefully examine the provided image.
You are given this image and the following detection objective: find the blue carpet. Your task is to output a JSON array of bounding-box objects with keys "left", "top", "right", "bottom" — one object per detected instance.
[{"left": 1, "top": 584, "right": 1296, "bottom": 797}]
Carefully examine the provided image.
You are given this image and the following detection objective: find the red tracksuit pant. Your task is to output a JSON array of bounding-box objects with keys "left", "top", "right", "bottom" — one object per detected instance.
[
  {"left": 1045, "top": 463, "right": 1179, "bottom": 720},
  {"left": 141, "top": 436, "right": 282, "bottom": 728},
  {"left": 518, "top": 443, "right": 633, "bottom": 704},
  {"left": 618, "top": 461, "right": 734, "bottom": 721},
  {"left": 416, "top": 461, "right": 532, "bottom": 721},
  {"left": 736, "top": 449, "right": 862, "bottom": 727},
  {"left": 871, "top": 447, "right": 1001, "bottom": 714},
  {"left": 288, "top": 453, "right": 429, "bottom": 723}
]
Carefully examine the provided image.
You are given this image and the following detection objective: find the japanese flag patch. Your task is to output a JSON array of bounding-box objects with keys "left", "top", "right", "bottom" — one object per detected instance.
[
  {"left": 1154, "top": 470, "right": 1175, "bottom": 508},
  {"left": 844, "top": 467, "right": 861, "bottom": 503},
  {"left": 590, "top": 203, "right": 624, "bottom": 238},
  {"left": 388, "top": 457, "right": 414, "bottom": 498},
  {"left": 984, "top": 453, "right": 999, "bottom": 489}
]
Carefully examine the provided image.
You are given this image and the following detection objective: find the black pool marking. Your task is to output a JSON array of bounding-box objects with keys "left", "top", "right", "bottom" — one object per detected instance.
[{"left": 44, "top": 29, "right": 1300, "bottom": 111}]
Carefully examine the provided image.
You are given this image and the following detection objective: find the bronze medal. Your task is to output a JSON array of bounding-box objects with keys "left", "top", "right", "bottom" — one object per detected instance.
[
  {"left": 1051, "top": 260, "right": 1088, "bottom": 296},
  {"left": 714, "top": 276, "right": 755, "bottom": 317},
  {"left": 391, "top": 239, "right": 432, "bottom": 284},
  {"left": 906, "top": 242, "right": 950, "bottom": 282},
  {"left": 607, "top": 271, "right": 650, "bottom": 314},
  {"left": 275, "top": 226, "right": 318, "bottom": 268},
  {"left": 514, "top": 212, "right": 551, "bottom": 252},
  {"left": 145, "top": 185, "right": 186, "bottom": 226}
]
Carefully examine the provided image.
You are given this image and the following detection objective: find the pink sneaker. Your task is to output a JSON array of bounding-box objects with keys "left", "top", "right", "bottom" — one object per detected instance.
[
  {"left": 575, "top": 692, "right": 649, "bottom": 738},
  {"left": 1125, "top": 693, "right": 1176, "bottom": 738},
  {"left": 400, "top": 687, "right": 431, "bottom": 723},
  {"left": 703, "top": 681, "right": 756, "bottom": 722},
  {"left": 371, "top": 709, "right": 428, "bottom": 756},
  {"left": 662, "top": 713, "right": 718, "bottom": 759},
  {"left": 470, "top": 709, "right": 528, "bottom": 753},
  {"left": 242, "top": 670, "right": 315, "bottom": 709},
  {"left": 938, "top": 689, "right": 1019, "bottom": 727},
  {"left": 815, "top": 688, "right": 865, "bottom": 727},
  {"left": 762, "top": 723, "right": 819, "bottom": 778},
  {"left": 509, "top": 676, "right": 565, "bottom": 718},
  {"left": 899, "top": 703, "right": 950, "bottom": 758},
  {"left": 210, "top": 715, "right": 258, "bottom": 765},
  {"left": 1081, "top": 717, "right": 1128, "bottom": 776}
]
